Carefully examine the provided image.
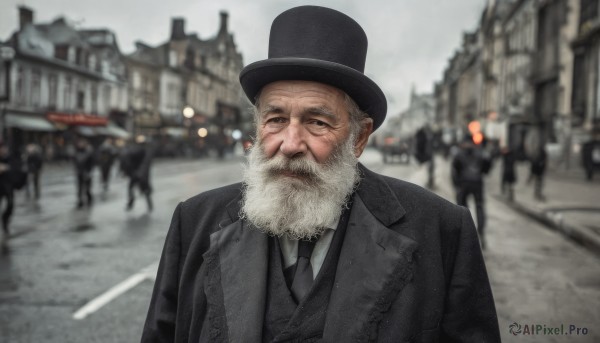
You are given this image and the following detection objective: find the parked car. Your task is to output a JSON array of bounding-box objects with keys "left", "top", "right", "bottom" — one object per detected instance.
[{"left": 380, "top": 136, "right": 411, "bottom": 164}]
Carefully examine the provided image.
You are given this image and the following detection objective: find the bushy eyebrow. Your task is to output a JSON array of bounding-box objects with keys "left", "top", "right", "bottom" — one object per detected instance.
[
  {"left": 259, "top": 104, "right": 338, "bottom": 121},
  {"left": 305, "top": 106, "right": 337, "bottom": 121},
  {"left": 260, "top": 104, "right": 282, "bottom": 116}
]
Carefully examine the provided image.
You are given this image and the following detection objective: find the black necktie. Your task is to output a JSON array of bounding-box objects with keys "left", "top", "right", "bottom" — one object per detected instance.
[{"left": 289, "top": 238, "right": 318, "bottom": 303}]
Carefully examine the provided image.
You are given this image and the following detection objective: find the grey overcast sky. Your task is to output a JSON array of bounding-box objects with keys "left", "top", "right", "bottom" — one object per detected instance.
[{"left": 1, "top": 0, "right": 485, "bottom": 120}]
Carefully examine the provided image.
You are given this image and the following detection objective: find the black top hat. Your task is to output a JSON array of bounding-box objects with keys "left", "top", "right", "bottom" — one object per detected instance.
[{"left": 239, "top": 6, "right": 387, "bottom": 131}]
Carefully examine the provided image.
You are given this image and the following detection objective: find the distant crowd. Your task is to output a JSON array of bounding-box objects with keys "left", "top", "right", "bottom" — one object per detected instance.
[{"left": 0, "top": 136, "right": 155, "bottom": 253}]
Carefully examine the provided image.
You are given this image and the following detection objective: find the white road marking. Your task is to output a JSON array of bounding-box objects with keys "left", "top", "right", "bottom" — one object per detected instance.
[{"left": 72, "top": 262, "right": 158, "bottom": 320}]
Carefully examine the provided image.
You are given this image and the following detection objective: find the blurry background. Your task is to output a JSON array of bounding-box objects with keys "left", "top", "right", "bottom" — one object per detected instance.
[{"left": 0, "top": 0, "right": 599, "bottom": 342}]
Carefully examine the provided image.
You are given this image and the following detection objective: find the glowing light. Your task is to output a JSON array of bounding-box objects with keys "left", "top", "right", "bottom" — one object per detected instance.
[
  {"left": 468, "top": 121, "right": 481, "bottom": 135},
  {"left": 197, "top": 128, "right": 208, "bottom": 138},
  {"left": 183, "top": 106, "right": 195, "bottom": 118},
  {"left": 232, "top": 129, "right": 242, "bottom": 140},
  {"left": 473, "top": 132, "right": 484, "bottom": 145}
]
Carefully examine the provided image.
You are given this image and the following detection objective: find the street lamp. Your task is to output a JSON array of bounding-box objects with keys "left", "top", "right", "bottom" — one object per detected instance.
[
  {"left": 231, "top": 129, "right": 242, "bottom": 140},
  {"left": 182, "top": 106, "right": 195, "bottom": 119},
  {"left": 0, "top": 46, "right": 16, "bottom": 142}
]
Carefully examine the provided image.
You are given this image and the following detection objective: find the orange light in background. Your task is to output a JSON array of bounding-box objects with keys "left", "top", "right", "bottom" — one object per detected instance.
[
  {"left": 468, "top": 121, "right": 481, "bottom": 135},
  {"left": 473, "top": 132, "right": 484, "bottom": 145}
]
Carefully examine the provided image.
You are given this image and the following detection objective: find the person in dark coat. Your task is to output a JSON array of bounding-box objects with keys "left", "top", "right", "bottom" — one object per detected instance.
[
  {"left": 141, "top": 6, "right": 500, "bottom": 342},
  {"left": 0, "top": 142, "right": 20, "bottom": 253},
  {"left": 414, "top": 125, "right": 435, "bottom": 189},
  {"left": 121, "top": 136, "right": 153, "bottom": 212},
  {"left": 500, "top": 146, "right": 517, "bottom": 201},
  {"left": 528, "top": 145, "right": 547, "bottom": 201},
  {"left": 25, "top": 143, "right": 44, "bottom": 200},
  {"left": 97, "top": 139, "right": 117, "bottom": 192},
  {"left": 451, "top": 133, "right": 492, "bottom": 249},
  {"left": 581, "top": 130, "right": 600, "bottom": 181},
  {"left": 73, "top": 137, "right": 95, "bottom": 208}
]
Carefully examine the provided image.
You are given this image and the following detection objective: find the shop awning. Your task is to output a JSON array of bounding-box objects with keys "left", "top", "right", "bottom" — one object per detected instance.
[
  {"left": 97, "top": 122, "right": 131, "bottom": 139},
  {"left": 5, "top": 113, "right": 57, "bottom": 131},
  {"left": 76, "top": 122, "right": 130, "bottom": 139},
  {"left": 77, "top": 126, "right": 98, "bottom": 136}
]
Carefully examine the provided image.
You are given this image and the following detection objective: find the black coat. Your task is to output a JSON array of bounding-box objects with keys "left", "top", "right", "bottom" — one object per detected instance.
[
  {"left": 142, "top": 165, "right": 500, "bottom": 342},
  {"left": 451, "top": 146, "right": 492, "bottom": 186}
]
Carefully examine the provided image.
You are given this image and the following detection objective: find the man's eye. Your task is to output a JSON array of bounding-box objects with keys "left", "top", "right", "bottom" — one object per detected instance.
[
  {"left": 267, "top": 117, "right": 287, "bottom": 124},
  {"left": 310, "top": 120, "right": 328, "bottom": 127}
]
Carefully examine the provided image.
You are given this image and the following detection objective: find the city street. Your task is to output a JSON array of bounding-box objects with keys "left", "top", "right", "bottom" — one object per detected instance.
[{"left": 1, "top": 148, "right": 599, "bottom": 342}]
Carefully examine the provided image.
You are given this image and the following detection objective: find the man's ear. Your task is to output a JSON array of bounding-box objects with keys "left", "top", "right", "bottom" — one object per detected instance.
[{"left": 354, "top": 118, "right": 374, "bottom": 158}]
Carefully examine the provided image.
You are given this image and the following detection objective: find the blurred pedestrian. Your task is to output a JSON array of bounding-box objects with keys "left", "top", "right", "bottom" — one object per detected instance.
[
  {"left": 97, "top": 138, "right": 118, "bottom": 192},
  {"left": 414, "top": 124, "right": 435, "bottom": 189},
  {"left": 0, "top": 142, "right": 26, "bottom": 253},
  {"left": 500, "top": 147, "right": 517, "bottom": 201},
  {"left": 73, "top": 137, "right": 95, "bottom": 208},
  {"left": 25, "top": 143, "right": 44, "bottom": 200},
  {"left": 528, "top": 145, "right": 547, "bottom": 201},
  {"left": 451, "top": 133, "right": 492, "bottom": 249},
  {"left": 581, "top": 129, "right": 600, "bottom": 181},
  {"left": 120, "top": 136, "right": 153, "bottom": 212}
]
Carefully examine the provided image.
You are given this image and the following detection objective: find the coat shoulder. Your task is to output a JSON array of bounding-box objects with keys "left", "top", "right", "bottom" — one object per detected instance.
[
  {"left": 174, "top": 183, "right": 244, "bottom": 246},
  {"left": 180, "top": 182, "right": 243, "bottom": 213}
]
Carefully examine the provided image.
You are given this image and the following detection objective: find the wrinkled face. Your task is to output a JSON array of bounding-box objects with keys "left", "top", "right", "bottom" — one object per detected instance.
[
  {"left": 241, "top": 81, "right": 372, "bottom": 239},
  {"left": 256, "top": 80, "right": 366, "bottom": 166}
]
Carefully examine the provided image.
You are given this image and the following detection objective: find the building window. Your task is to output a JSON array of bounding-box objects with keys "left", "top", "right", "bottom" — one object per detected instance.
[
  {"left": 185, "top": 49, "right": 195, "bottom": 69},
  {"left": 15, "top": 67, "right": 26, "bottom": 105},
  {"left": 31, "top": 70, "right": 41, "bottom": 108},
  {"left": 76, "top": 48, "right": 84, "bottom": 66},
  {"left": 48, "top": 74, "right": 58, "bottom": 109},
  {"left": 64, "top": 77, "right": 72, "bottom": 110},
  {"left": 104, "top": 85, "right": 111, "bottom": 112},
  {"left": 169, "top": 50, "right": 177, "bottom": 67},
  {"left": 77, "top": 87, "right": 85, "bottom": 111},
  {"left": 133, "top": 71, "right": 141, "bottom": 89},
  {"left": 144, "top": 77, "right": 152, "bottom": 92},
  {"left": 91, "top": 84, "right": 98, "bottom": 114},
  {"left": 168, "top": 83, "right": 179, "bottom": 112},
  {"left": 55, "top": 44, "right": 69, "bottom": 60},
  {"left": 68, "top": 47, "right": 76, "bottom": 63}
]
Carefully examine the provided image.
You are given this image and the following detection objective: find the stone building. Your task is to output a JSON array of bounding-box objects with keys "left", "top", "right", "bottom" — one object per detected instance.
[
  {"left": 571, "top": 0, "right": 600, "bottom": 136},
  {"left": 453, "top": 31, "right": 482, "bottom": 127},
  {"left": 0, "top": 6, "right": 129, "bottom": 159},
  {"left": 532, "top": 0, "right": 579, "bottom": 152},
  {"left": 434, "top": 0, "right": 587, "bottom": 167},
  {"left": 479, "top": 0, "right": 515, "bottom": 120},
  {"left": 124, "top": 11, "right": 246, "bottom": 156},
  {"left": 499, "top": 0, "right": 538, "bottom": 155}
]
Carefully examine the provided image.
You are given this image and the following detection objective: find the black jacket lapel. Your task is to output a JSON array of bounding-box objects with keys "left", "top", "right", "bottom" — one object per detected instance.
[
  {"left": 203, "top": 219, "right": 268, "bottom": 342},
  {"left": 323, "top": 176, "right": 418, "bottom": 341}
]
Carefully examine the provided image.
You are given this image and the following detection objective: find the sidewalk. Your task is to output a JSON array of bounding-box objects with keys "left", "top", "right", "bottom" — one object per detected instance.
[
  {"left": 428, "top": 152, "right": 600, "bottom": 257},
  {"left": 488, "top": 160, "right": 600, "bottom": 256}
]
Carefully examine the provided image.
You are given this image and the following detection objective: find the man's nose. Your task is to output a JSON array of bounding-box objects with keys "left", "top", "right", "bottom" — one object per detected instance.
[{"left": 279, "top": 122, "right": 307, "bottom": 158}]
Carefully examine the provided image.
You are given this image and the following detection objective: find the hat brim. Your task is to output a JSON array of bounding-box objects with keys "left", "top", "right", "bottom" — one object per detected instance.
[{"left": 239, "top": 58, "right": 387, "bottom": 131}]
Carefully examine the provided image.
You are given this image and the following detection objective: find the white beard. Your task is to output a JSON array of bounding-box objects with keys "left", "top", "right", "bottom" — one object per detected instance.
[{"left": 241, "top": 136, "right": 361, "bottom": 240}]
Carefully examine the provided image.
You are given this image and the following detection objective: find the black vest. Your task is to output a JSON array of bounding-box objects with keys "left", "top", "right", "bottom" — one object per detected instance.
[{"left": 262, "top": 207, "right": 351, "bottom": 342}]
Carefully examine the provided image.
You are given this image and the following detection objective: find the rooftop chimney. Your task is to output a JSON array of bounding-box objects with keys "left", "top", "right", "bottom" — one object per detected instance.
[
  {"left": 171, "top": 18, "right": 186, "bottom": 40},
  {"left": 19, "top": 6, "right": 34, "bottom": 30},
  {"left": 218, "top": 11, "right": 228, "bottom": 35}
]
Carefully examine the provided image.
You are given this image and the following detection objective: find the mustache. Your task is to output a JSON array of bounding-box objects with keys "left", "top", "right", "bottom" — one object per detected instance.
[{"left": 266, "top": 157, "right": 320, "bottom": 177}]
